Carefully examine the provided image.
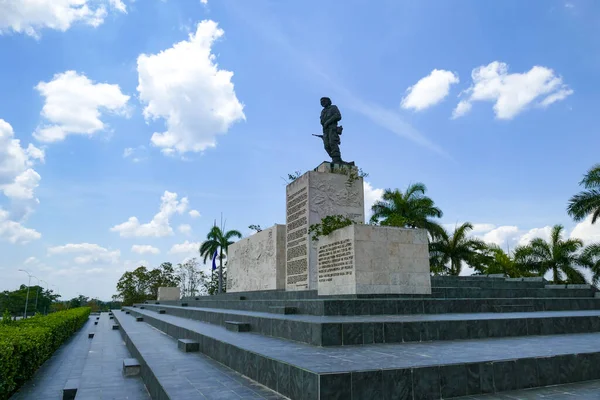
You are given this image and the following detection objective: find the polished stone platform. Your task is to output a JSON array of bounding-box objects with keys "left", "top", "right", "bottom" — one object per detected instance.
[{"left": 122, "top": 306, "right": 600, "bottom": 399}]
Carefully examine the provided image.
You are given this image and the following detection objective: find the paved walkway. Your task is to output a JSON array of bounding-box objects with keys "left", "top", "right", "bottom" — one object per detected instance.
[
  {"left": 10, "top": 312, "right": 150, "bottom": 400},
  {"left": 114, "top": 310, "right": 285, "bottom": 399},
  {"left": 75, "top": 312, "right": 149, "bottom": 399},
  {"left": 458, "top": 379, "right": 600, "bottom": 399},
  {"left": 10, "top": 316, "right": 94, "bottom": 399}
]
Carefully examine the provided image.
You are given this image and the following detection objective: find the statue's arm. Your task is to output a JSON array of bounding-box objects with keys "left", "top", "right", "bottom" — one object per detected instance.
[{"left": 324, "top": 105, "right": 342, "bottom": 127}]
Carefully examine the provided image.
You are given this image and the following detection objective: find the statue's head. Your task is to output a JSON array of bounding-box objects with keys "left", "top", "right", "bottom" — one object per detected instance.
[{"left": 320, "top": 97, "right": 331, "bottom": 107}]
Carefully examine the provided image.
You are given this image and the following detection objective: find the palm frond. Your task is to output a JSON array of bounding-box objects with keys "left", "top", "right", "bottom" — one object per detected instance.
[{"left": 567, "top": 189, "right": 600, "bottom": 222}]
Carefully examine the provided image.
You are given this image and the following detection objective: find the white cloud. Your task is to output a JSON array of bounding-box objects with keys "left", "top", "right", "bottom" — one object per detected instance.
[
  {"left": 131, "top": 245, "right": 160, "bottom": 255},
  {"left": 0, "top": 119, "right": 45, "bottom": 201},
  {"left": 0, "top": 0, "right": 126, "bottom": 38},
  {"left": 178, "top": 224, "right": 192, "bottom": 235},
  {"left": 565, "top": 2, "right": 575, "bottom": 8},
  {"left": 0, "top": 209, "right": 41, "bottom": 243},
  {"left": 200, "top": 0, "right": 208, "bottom": 4},
  {"left": 401, "top": 69, "right": 459, "bottom": 111},
  {"left": 48, "top": 243, "right": 120, "bottom": 264},
  {"left": 570, "top": 215, "right": 600, "bottom": 245},
  {"left": 189, "top": 209, "right": 201, "bottom": 218},
  {"left": 24, "top": 256, "right": 38, "bottom": 264},
  {"left": 363, "top": 181, "right": 383, "bottom": 221},
  {"left": 482, "top": 226, "right": 520, "bottom": 247},
  {"left": 137, "top": 20, "right": 245, "bottom": 155},
  {"left": 169, "top": 240, "right": 201, "bottom": 254},
  {"left": 111, "top": 191, "right": 189, "bottom": 237},
  {"left": 123, "top": 146, "right": 147, "bottom": 162},
  {"left": 517, "top": 226, "right": 553, "bottom": 246},
  {"left": 34, "top": 71, "right": 130, "bottom": 143},
  {"left": 452, "top": 61, "right": 573, "bottom": 120}
]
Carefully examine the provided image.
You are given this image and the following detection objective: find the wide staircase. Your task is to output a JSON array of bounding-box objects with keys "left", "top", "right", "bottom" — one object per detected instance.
[{"left": 114, "top": 275, "right": 600, "bottom": 399}]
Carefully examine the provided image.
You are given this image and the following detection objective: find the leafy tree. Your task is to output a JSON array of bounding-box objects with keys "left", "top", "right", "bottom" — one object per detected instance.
[
  {"left": 567, "top": 164, "right": 600, "bottom": 223},
  {"left": 429, "top": 222, "right": 489, "bottom": 275},
  {"left": 514, "top": 224, "right": 588, "bottom": 284},
  {"left": 115, "top": 263, "right": 181, "bottom": 305},
  {"left": 370, "top": 183, "right": 444, "bottom": 239},
  {"left": 177, "top": 258, "right": 208, "bottom": 297},
  {"left": 199, "top": 225, "right": 241, "bottom": 294}
]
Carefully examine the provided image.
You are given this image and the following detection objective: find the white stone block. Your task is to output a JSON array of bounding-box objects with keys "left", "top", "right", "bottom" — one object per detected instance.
[
  {"left": 285, "top": 163, "right": 364, "bottom": 291},
  {"left": 317, "top": 224, "right": 431, "bottom": 296},
  {"left": 227, "top": 225, "right": 286, "bottom": 292},
  {"left": 157, "top": 287, "right": 180, "bottom": 301}
]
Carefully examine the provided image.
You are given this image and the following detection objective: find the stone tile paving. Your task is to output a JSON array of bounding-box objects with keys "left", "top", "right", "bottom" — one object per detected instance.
[
  {"left": 154, "top": 304, "right": 600, "bottom": 323},
  {"left": 114, "top": 309, "right": 285, "bottom": 399},
  {"left": 75, "top": 312, "right": 150, "bottom": 400},
  {"left": 456, "top": 379, "right": 600, "bottom": 399},
  {"left": 130, "top": 308, "right": 600, "bottom": 374},
  {"left": 10, "top": 315, "right": 94, "bottom": 399}
]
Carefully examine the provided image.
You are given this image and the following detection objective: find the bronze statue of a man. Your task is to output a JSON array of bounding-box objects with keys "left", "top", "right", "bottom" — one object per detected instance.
[{"left": 318, "top": 97, "right": 353, "bottom": 165}]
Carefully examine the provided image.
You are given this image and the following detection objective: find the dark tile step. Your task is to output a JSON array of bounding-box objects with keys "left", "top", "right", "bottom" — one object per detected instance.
[
  {"left": 225, "top": 321, "right": 251, "bottom": 332},
  {"left": 146, "top": 296, "right": 600, "bottom": 317},
  {"left": 126, "top": 305, "right": 600, "bottom": 347},
  {"left": 136, "top": 317, "right": 144, "bottom": 322},
  {"left": 269, "top": 306, "right": 297, "bottom": 315},
  {"left": 125, "top": 307, "right": 600, "bottom": 400},
  {"left": 112, "top": 324, "right": 119, "bottom": 330},
  {"left": 88, "top": 333, "right": 94, "bottom": 339}
]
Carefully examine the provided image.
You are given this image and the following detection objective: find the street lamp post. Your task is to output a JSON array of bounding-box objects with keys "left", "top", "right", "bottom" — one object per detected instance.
[
  {"left": 18, "top": 269, "right": 32, "bottom": 319},
  {"left": 41, "top": 280, "right": 48, "bottom": 314}
]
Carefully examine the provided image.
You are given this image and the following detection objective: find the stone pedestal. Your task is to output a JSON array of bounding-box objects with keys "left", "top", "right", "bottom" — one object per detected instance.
[
  {"left": 286, "top": 162, "right": 364, "bottom": 291},
  {"left": 157, "top": 287, "right": 180, "bottom": 301},
  {"left": 317, "top": 224, "right": 432, "bottom": 296},
  {"left": 227, "top": 225, "right": 286, "bottom": 292}
]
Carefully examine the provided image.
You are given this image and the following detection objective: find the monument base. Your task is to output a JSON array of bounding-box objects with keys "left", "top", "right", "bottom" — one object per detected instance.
[
  {"left": 317, "top": 224, "right": 432, "bottom": 296},
  {"left": 157, "top": 287, "right": 180, "bottom": 301},
  {"left": 227, "top": 225, "right": 286, "bottom": 292}
]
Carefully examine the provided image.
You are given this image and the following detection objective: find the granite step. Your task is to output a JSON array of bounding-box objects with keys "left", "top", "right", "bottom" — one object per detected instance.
[
  {"left": 155, "top": 296, "right": 600, "bottom": 316},
  {"left": 129, "top": 305, "right": 600, "bottom": 346},
  {"left": 123, "top": 307, "right": 600, "bottom": 400},
  {"left": 111, "top": 310, "right": 284, "bottom": 399}
]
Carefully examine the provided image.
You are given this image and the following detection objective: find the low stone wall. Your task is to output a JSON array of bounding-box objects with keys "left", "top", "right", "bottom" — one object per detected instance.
[{"left": 227, "top": 225, "right": 286, "bottom": 292}]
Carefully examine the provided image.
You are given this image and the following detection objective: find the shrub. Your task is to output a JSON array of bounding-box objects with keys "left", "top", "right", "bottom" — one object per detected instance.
[{"left": 0, "top": 307, "right": 90, "bottom": 399}]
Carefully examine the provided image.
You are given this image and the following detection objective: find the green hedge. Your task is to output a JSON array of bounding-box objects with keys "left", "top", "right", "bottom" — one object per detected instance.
[{"left": 0, "top": 307, "right": 91, "bottom": 399}]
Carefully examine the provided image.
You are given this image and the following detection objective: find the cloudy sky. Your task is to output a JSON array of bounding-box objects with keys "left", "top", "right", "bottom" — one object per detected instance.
[{"left": 1, "top": 0, "right": 599, "bottom": 300}]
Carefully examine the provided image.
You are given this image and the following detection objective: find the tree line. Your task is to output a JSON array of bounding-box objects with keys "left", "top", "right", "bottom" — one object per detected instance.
[{"left": 369, "top": 164, "right": 600, "bottom": 285}]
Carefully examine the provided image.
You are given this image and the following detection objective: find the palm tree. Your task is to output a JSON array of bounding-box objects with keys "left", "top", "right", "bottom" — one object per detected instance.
[
  {"left": 514, "top": 224, "right": 587, "bottom": 284},
  {"left": 475, "top": 245, "right": 535, "bottom": 278},
  {"left": 199, "top": 224, "right": 242, "bottom": 294},
  {"left": 429, "top": 222, "right": 489, "bottom": 275},
  {"left": 567, "top": 164, "right": 600, "bottom": 223},
  {"left": 370, "top": 183, "right": 444, "bottom": 239},
  {"left": 579, "top": 244, "right": 600, "bottom": 286}
]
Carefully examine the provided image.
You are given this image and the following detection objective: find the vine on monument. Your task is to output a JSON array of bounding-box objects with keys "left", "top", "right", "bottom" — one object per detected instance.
[{"left": 308, "top": 215, "right": 354, "bottom": 241}]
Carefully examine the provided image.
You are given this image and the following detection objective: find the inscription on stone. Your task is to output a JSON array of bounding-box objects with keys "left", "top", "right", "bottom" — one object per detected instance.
[
  {"left": 286, "top": 186, "right": 309, "bottom": 289},
  {"left": 318, "top": 239, "right": 354, "bottom": 283}
]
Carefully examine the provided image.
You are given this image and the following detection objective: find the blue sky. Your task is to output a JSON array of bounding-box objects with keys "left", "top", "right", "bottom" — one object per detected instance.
[{"left": 1, "top": 0, "right": 599, "bottom": 300}]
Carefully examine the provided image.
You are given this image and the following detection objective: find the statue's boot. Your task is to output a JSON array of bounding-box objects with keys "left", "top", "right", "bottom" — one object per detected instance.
[{"left": 332, "top": 157, "right": 355, "bottom": 166}]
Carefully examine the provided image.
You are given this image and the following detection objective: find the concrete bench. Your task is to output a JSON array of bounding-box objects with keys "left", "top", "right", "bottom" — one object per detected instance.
[
  {"left": 177, "top": 338, "right": 199, "bottom": 352},
  {"left": 225, "top": 321, "right": 251, "bottom": 332},
  {"left": 123, "top": 358, "right": 141, "bottom": 376},
  {"left": 62, "top": 378, "right": 79, "bottom": 400}
]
